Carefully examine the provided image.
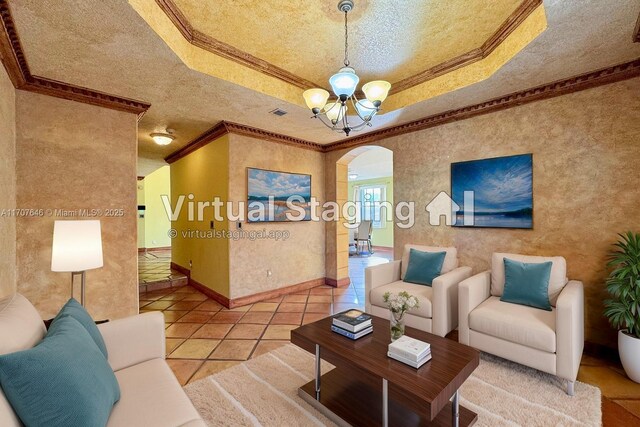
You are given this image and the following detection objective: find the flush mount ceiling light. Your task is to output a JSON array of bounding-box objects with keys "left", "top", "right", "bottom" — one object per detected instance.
[
  {"left": 348, "top": 173, "right": 359, "bottom": 180},
  {"left": 150, "top": 129, "right": 175, "bottom": 146},
  {"left": 302, "top": 0, "right": 391, "bottom": 136}
]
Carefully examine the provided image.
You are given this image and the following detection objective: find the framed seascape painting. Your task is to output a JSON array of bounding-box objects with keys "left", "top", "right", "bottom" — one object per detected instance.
[
  {"left": 451, "top": 153, "right": 533, "bottom": 229},
  {"left": 247, "top": 168, "right": 312, "bottom": 222}
]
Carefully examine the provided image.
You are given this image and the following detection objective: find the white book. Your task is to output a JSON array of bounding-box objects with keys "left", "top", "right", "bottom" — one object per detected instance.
[
  {"left": 388, "top": 335, "right": 430, "bottom": 362},
  {"left": 387, "top": 351, "right": 432, "bottom": 369}
]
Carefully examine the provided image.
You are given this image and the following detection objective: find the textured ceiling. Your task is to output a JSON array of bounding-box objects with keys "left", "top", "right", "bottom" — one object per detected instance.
[
  {"left": 170, "top": 0, "right": 522, "bottom": 86},
  {"left": 8, "top": 0, "right": 640, "bottom": 176},
  {"left": 129, "top": 0, "right": 546, "bottom": 111}
]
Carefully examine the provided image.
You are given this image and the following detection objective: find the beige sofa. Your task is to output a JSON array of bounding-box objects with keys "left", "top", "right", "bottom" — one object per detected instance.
[
  {"left": 365, "top": 244, "right": 472, "bottom": 337},
  {"left": 0, "top": 293, "right": 205, "bottom": 427},
  {"left": 458, "top": 253, "right": 584, "bottom": 395}
]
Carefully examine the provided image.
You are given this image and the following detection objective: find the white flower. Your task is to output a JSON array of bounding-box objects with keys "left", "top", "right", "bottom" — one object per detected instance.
[{"left": 384, "top": 291, "right": 419, "bottom": 314}]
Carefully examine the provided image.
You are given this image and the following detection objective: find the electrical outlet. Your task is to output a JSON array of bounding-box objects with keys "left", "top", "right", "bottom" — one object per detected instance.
[
  {"left": 267, "top": 270, "right": 272, "bottom": 278},
  {"left": 189, "top": 260, "right": 192, "bottom": 268}
]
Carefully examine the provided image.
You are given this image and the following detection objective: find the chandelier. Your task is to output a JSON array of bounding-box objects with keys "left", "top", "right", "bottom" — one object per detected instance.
[{"left": 302, "top": 0, "right": 391, "bottom": 136}]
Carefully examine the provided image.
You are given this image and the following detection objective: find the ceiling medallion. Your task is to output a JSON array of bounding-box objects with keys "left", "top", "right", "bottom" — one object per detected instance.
[{"left": 302, "top": 0, "right": 391, "bottom": 136}]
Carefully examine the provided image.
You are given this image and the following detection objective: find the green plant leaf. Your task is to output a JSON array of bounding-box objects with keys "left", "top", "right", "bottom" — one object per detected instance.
[{"left": 604, "top": 231, "right": 640, "bottom": 336}]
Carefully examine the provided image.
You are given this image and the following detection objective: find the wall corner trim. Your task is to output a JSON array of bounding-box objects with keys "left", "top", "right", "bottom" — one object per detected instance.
[{"left": 164, "top": 120, "right": 323, "bottom": 163}]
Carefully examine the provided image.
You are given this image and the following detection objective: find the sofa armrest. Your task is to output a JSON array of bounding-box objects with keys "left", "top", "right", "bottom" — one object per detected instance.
[
  {"left": 458, "top": 270, "right": 491, "bottom": 345},
  {"left": 98, "top": 311, "right": 166, "bottom": 372},
  {"left": 365, "top": 260, "right": 401, "bottom": 311},
  {"left": 556, "top": 280, "right": 584, "bottom": 382},
  {"left": 431, "top": 266, "right": 472, "bottom": 337}
]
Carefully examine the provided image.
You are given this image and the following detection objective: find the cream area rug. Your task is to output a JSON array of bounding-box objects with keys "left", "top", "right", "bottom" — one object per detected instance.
[{"left": 184, "top": 344, "right": 601, "bottom": 427}]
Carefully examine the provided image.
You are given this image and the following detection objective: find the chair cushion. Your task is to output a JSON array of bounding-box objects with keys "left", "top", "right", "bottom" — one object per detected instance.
[
  {"left": 369, "top": 281, "right": 432, "bottom": 318},
  {"left": 491, "top": 253, "right": 568, "bottom": 306},
  {"left": 401, "top": 245, "right": 458, "bottom": 279},
  {"left": 501, "top": 258, "right": 553, "bottom": 311},
  {"left": 0, "top": 316, "right": 120, "bottom": 427},
  {"left": 403, "top": 249, "right": 446, "bottom": 286},
  {"left": 53, "top": 298, "right": 108, "bottom": 357},
  {"left": 107, "top": 358, "right": 203, "bottom": 427},
  {"left": 469, "top": 296, "right": 556, "bottom": 352}
]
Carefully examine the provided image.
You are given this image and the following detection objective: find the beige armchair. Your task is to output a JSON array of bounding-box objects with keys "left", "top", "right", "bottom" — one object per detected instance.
[
  {"left": 365, "top": 244, "right": 472, "bottom": 337},
  {"left": 458, "top": 253, "right": 584, "bottom": 396}
]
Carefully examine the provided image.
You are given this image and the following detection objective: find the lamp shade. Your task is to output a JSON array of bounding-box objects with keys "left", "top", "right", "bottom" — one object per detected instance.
[
  {"left": 362, "top": 80, "right": 391, "bottom": 103},
  {"left": 51, "top": 220, "right": 104, "bottom": 272},
  {"left": 324, "top": 101, "right": 346, "bottom": 123},
  {"left": 329, "top": 67, "right": 359, "bottom": 97},
  {"left": 302, "top": 88, "right": 330, "bottom": 111},
  {"left": 355, "top": 99, "right": 377, "bottom": 120}
]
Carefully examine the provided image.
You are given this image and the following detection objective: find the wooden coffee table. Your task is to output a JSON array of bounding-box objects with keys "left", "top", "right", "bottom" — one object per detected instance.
[{"left": 291, "top": 315, "right": 480, "bottom": 427}]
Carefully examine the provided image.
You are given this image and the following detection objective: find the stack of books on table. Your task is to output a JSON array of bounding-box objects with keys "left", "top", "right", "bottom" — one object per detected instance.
[
  {"left": 388, "top": 335, "right": 432, "bottom": 368},
  {"left": 331, "top": 309, "right": 373, "bottom": 340}
]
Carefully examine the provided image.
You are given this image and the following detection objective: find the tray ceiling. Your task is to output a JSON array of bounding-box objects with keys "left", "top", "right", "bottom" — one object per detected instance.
[
  {"left": 130, "top": 0, "right": 547, "bottom": 111},
  {"left": 169, "top": 0, "right": 523, "bottom": 86},
  {"left": 5, "top": 0, "right": 640, "bottom": 170}
]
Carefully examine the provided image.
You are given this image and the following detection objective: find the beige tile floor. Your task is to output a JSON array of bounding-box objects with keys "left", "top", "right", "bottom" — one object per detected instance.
[
  {"left": 138, "top": 249, "right": 187, "bottom": 292},
  {"left": 139, "top": 284, "right": 363, "bottom": 384},
  {"left": 139, "top": 248, "right": 640, "bottom": 424}
]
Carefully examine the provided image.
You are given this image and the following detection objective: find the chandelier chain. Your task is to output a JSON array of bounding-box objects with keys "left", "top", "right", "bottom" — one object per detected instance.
[
  {"left": 302, "top": 0, "right": 390, "bottom": 136},
  {"left": 343, "top": 10, "right": 349, "bottom": 67}
]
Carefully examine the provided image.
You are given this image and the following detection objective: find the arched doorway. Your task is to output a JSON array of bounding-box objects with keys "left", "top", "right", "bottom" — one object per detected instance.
[{"left": 331, "top": 146, "right": 393, "bottom": 302}]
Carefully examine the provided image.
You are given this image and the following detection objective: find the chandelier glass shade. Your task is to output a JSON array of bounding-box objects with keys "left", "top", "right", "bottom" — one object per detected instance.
[{"left": 302, "top": 0, "right": 391, "bottom": 136}]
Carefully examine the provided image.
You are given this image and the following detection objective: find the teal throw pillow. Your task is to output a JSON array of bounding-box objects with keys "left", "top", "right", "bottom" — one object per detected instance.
[
  {"left": 501, "top": 258, "right": 553, "bottom": 311},
  {"left": 403, "top": 249, "right": 446, "bottom": 286},
  {"left": 0, "top": 316, "right": 120, "bottom": 427},
  {"left": 53, "top": 298, "right": 107, "bottom": 357}
]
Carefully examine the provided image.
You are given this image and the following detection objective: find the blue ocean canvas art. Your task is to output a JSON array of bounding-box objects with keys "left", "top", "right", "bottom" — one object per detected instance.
[
  {"left": 247, "top": 168, "right": 311, "bottom": 222},
  {"left": 451, "top": 154, "right": 533, "bottom": 228}
]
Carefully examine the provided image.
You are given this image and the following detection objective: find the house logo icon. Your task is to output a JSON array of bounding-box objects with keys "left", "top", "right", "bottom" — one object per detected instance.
[
  {"left": 426, "top": 191, "right": 459, "bottom": 226},
  {"left": 426, "top": 191, "right": 477, "bottom": 226}
]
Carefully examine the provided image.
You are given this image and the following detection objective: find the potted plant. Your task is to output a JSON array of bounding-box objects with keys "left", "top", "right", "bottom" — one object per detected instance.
[
  {"left": 383, "top": 291, "right": 419, "bottom": 341},
  {"left": 604, "top": 231, "right": 640, "bottom": 383}
]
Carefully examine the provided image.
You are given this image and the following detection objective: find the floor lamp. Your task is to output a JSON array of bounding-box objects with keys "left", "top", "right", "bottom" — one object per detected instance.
[{"left": 51, "top": 220, "right": 104, "bottom": 307}]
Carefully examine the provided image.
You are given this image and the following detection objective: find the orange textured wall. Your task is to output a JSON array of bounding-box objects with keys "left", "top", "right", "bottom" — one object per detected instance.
[
  {"left": 0, "top": 64, "right": 16, "bottom": 299},
  {"left": 15, "top": 92, "right": 139, "bottom": 320},
  {"left": 325, "top": 78, "right": 640, "bottom": 348}
]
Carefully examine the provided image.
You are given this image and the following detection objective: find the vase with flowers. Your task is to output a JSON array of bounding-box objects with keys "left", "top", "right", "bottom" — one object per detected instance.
[{"left": 383, "top": 291, "right": 419, "bottom": 341}]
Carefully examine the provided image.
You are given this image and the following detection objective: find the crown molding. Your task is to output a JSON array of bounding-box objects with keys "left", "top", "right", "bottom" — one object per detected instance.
[
  {"left": 166, "top": 59, "right": 640, "bottom": 160},
  {"left": 223, "top": 122, "right": 324, "bottom": 152},
  {"left": 323, "top": 58, "right": 640, "bottom": 153},
  {"left": 391, "top": 0, "right": 542, "bottom": 93},
  {"left": 154, "top": 0, "right": 321, "bottom": 90},
  {"left": 634, "top": 12, "right": 640, "bottom": 43},
  {"left": 155, "top": 0, "right": 541, "bottom": 96},
  {"left": 164, "top": 122, "right": 228, "bottom": 164},
  {"left": 24, "top": 76, "right": 151, "bottom": 117},
  {"left": 164, "top": 121, "right": 323, "bottom": 164},
  {"left": 0, "top": 0, "right": 150, "bottom": 118}
]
